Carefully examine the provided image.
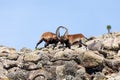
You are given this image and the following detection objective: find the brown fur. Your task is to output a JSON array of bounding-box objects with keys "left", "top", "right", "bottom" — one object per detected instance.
[
  {"left": 56, "top": 26, "right": 88, "bottom": 49},
  {"left": 35, "top": 26, "right": 66, "bottom": 49},
  {"left": 60, "top": 33, "right": 87, "bottom": 48},
  {"left": 65, "top": 34, "right": 85, "bottom": 44},
  {"left": 35, "top": 32, "right": 59, "bottom": 49}
]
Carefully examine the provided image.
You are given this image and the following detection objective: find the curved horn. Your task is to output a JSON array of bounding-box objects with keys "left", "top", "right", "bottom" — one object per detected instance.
[
  {"left": 56, "top": 26, "right": 61, "bottom": 39},
  {"left": 62, "top": 26, "right": 68, "bottom": 36},
  {"left": 56, "top": 26, "right": 69, "bottom": 39}
]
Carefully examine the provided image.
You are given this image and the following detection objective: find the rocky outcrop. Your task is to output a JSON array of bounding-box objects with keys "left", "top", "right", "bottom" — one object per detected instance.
[{"left": 0, "top": 32, "right": 120, "bottom": 80}]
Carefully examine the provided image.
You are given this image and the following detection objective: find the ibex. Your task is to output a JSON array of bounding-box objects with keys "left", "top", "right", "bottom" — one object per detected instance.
[
  {"left": 56, "top": 26, "right": 88, "bottom": 49},
  {"left": 35, "top": 26, "right": 66, "bottom": 49}
]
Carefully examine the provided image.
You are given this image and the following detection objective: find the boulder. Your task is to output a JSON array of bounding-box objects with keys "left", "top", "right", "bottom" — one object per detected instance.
[
  {"left": 80, "top": 50, "right": 104, "bottom": 67},
  {"left": 23, "top": 52, "right": 41, "bottom": 62}
]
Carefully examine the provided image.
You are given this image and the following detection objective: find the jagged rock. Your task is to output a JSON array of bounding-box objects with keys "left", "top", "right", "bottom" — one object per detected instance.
[
  {"left": 102, "top": 66, "right": 115, "bottom": 75},
  {"left": 56, "top": 65, "right": 65, "bottom": 80},
  {"left": 54, "top": 49, "right": 76, "bottom": 59},
  {"left": 0, "top": 68, "right": 8, "bottom": 76},
  {"left": 92, "top": 72, "right": 107, "bottom": 80},
  {"left": 0, "top": 76, "right": 9, "bottom": 80},
  {"left": 0, "top": 46, "right": 16, "bottom": 54},
  {"left": 23, "top": 52, "right": 41, "bottom": 62},
  {"left": 80, "top": 50, "right": 104, "bottom": 67},
  {"left": 44, "top": 66, "right": 56, "bottom": 80},
  {"left": 102, "top": 37, "right": 120, "bottom": 50},
  {"left": 74, "top": 65, "right": 89, "bottom": 80},
  {"left": 0, "top": 53, "right": 8, "bottom": 57},
  {"left": 7, "top": 69, "right": 28, "bottom": 80},
  {"left": 117, "top": 50, "right": 120, "bottom": 57},
  {"left": 22, "top": 62, "right": 42, "bottom": 70},
  {"left": 99, "top": 50, "right": 118, "bottom": 59},
  {"left": 20, "top": 47, "right": 32, "bottom": 53},
  {"left": 106, "top": 72, "right": 120, "bottom": 80},
  {"left": 7, "top": 53, "right": 18, "bottom": 60},
  {"left": 0, "top": 68, "right": 8, "bottom": 80},
  {"left": 87, "top": 39, "right": 103, "bottom": 51},
  {"left": 28, "top": 69, "right": 51, "bottom": 80},
  {"left": 54, "top": 50, "right": 67, "bottom": 58},
  {"left": 103, "top": 59, "right": 120, "bottom": 71},
  {"left": 0, "top": 32, "right": 120, "bottom": 80},
  {"left": 8, "top": 67, "right": 20, "bottom": 73},
  {"left": 1, "top": 59, "right": 18, "bottom": 70}
]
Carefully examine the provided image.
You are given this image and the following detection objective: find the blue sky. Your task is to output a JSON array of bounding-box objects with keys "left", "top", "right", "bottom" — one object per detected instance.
[{"left": 0, "top": 0, "right": 120, "bottom": 50}]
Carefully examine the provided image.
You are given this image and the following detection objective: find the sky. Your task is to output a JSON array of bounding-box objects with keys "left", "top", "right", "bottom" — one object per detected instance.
[{"left": 0, "top": 0, "right": 120, "bottom": 50}]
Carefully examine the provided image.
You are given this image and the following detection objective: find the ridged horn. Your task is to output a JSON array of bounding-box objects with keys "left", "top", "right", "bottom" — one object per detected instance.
[
  {"left": 56, "top": 26, "right": 61, "bottom": 39},
  {"left": 56, "top": 26, "right": 69, "bottom": 39},
  {"left": 62, "top": 26, "right": 68, "bottom": 37}
]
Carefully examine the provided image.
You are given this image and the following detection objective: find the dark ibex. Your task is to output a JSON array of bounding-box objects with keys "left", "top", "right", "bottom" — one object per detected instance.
[
  {"left": 35, "top": 26, "right": 66, "bottom": 49},
  {"left": 56, "top": 26, "right": 88, "bottom": 49}
]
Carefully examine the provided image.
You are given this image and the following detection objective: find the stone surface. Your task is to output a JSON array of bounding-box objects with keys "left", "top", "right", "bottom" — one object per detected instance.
[{"left": 0, "top": 32, "right": 120, "bottom": 80}]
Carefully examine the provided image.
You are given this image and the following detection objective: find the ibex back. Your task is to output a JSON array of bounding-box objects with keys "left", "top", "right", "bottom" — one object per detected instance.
[
  {"left": 35, "top": 26, "right": 67, "bottom": 49},
  {"left": 56, "top": 27, "right": 88, "bottom": 49}
]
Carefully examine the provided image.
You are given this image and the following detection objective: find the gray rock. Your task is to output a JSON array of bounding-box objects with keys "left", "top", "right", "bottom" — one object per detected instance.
[
  {"left": 7, "top": 69, "right": 28, "bottom": 80},
  {"left": 102, "top": 37, "right": 120, "bottom": 50},
  {"left": 106, "top": 72, "right": 120, "bottom": 80},
  {"left": 23, "top": 52, "right": 41, "bottom": 62},
  {"left": 87, "top": 39, "right": 103, "bottom": 51},
  {"left": 1, "top": 59, "right": 18, "bottom": 69},
  {"left": 0, "top": 46, "right": 16, "bottom": 54},
  {"left": 28, "top": 69, "right": 49, "bottom": 80},
  {"left": 7, "top": 53, "right": 19, "bottom": 60},
  {"left": 56, "top": 65, "right": 65, "bottom": 80},
  {"left": 22, "top": 62, "right": 42, "bottom": 70},
  {"left": 92, "top": 72, "right": 107, "bottom": 80},
  {"left": 79, "top": 50, "right": 104, "bottom": 67},
  {"left": 0, "top": 32, "right": 120, "bottom": 80},
  {"left": 20, "top": 47, "right": 32, "bottom": 53},
  {"left": 0, "top": 53, "right": 8, "bottom": 57}
]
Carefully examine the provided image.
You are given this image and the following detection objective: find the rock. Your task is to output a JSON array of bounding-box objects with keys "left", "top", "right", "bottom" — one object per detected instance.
[
  {"left": 23, "top": 62, "right": 41, "bottom": 70},
  {"left": 54, "top": 49, "right": 74, "bottom": 59},
  {"left": 92, "top": 72, "right": 107, "bottom": 80},
  {"left": 0, "top": 46, "right": 16, "bottom": 54},
  {"left": 7, "top": 69, "right": 28, "bottom": 80},
  {"left": 0, "top": 77, "right": 9, "bottom": 80},
  {"left": 87, "top": 39, "right": 103, "bottom": 51},
  {"left": 75, "top": 65, "right": 89, "bottom": 80},
  {"left": 37, "top": 52, "right": 50, "bottom": 66},
  {"left": 102, "top": 37, "right": 120, "bottom": 50},
  {"left": 7, "top": 53, "right": 18, "bottom": 60},
  {"left": 1, "top": 59, "right": 18, "bottom": 69},
  {"left": 54, "top": 50, "right": 66, "bottom": 58},
  {"left": 80, "top": 50, "right": 104, "bottom": 67},
  {"left": 103, "top": 59, "right": 120, "bottom": 71},
  {"left": 28, "top": 69, "right": 51, "bottom": 80},
  {"left": 56, "top": 65, "right": 65, "bottom": 80},
  {"left": 117, "top": 50, "right": 120, "bottom": 57},
  {"left": 8, "top": 67, "right": 20, "bottom": 73},
  {"left": 0, "top": 69, "right": 8, "bottom": 80},
  {"left": 23, "top": 52, "right": 41, "bottom": 62},
  {"left": 20, "top": 47, "right": 32, "bottom": 53},
  {"left": 63, "top": 61, "right": 77, "bottom": 78},
  {"left": 0, "top": 32, "right": 120, "bottom": 80},
  {"left": 106, "top": 72, "right": 120, "bottom": 80},
  {"left": 0, "top": 53, "right": 8, "bottom": 57}
]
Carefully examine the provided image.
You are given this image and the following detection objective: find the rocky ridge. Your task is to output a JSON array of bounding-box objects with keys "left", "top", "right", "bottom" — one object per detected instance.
[{"left": 0, "top": 32, "right": 120, "bottom": 80}]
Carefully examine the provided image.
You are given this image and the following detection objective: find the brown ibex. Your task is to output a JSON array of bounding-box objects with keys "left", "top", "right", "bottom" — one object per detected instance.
[
  {"left": 56, "top": 26, "right": 88, "bottom": 49},
  {"left": 35, "top": 26, "right": 66, "bottom": 49}
]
